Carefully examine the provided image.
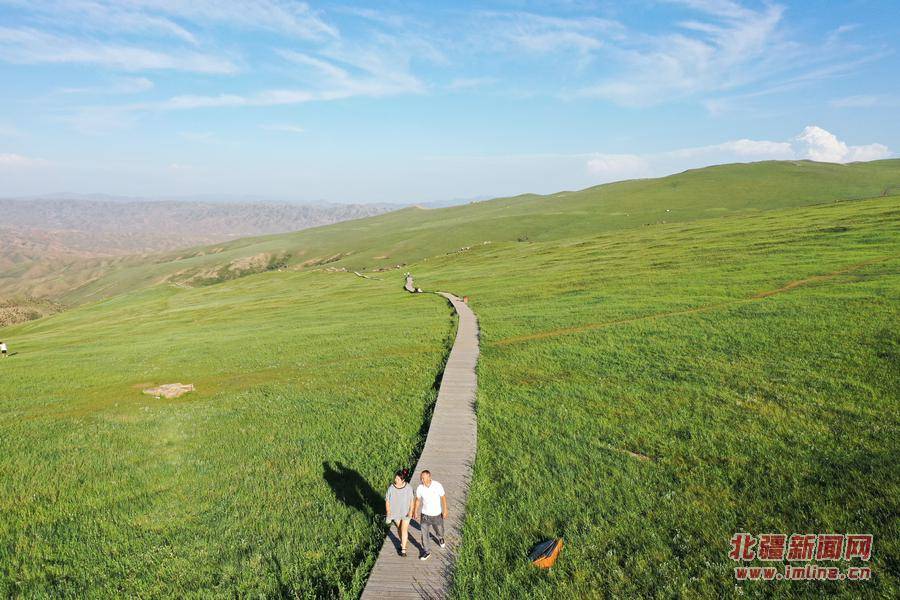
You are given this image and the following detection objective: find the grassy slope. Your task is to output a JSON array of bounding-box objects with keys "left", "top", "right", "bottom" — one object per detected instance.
[
  {"left": 1, "top": 160, "right": 898, "bottom": 598},
  {"left": 0, "top": 272, "right": 451, "bottom": 598},
  {"left": 415, "top": 196, "right": 899, "bottom": 598},
  {"left": 18, "top": 159, "right": 900, "bottom": 305}
]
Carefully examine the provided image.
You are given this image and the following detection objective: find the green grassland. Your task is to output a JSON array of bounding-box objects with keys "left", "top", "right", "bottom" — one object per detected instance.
[
  {"left": 0, "top": 273, "right": 451, "bottom": 597},
  {"left": 415, "top": 196, "right": 899, "bottom": 598},
  {"left": 1, "top": 160, "right": 899, "bottom": 598}
]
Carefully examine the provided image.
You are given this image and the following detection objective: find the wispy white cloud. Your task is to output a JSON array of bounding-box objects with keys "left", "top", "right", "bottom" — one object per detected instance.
[
  {"left": 447, "top": 77, "right": 497, "bottom": 91},
  {"left": 0, "top": 124, "right": 23, "bottom": 138},
  {"left": 830, "top": 94, "right": 898, "bottom": 109},
  {"left": 0, "top": 0, "right": 341, "bottom": 79},
  {"left": 137, "top": 0, "right": 337, "bottom": 40},
  {"left": 260, "top": 124, "right": 305, "bottom": 134},
  {"left": 0, "top": 0, "right": 336, "bottom": 42},
  {"left": 0, "top": 152, "right": 48, "bottom": 167},
  {"left": 278, "top": 50, "right": 352, "bottom": 82},
  {"left": 154, "top": 90, "right": 316, "bottom": 110},
  {"left": 316, "top": 30, "right": 441, "bottom": 91},
  {"left": 118, "top": 27, "right": 436, "bottom": 114},
  {"left": 57, "top": 105, "right": 139, "bottom": 135},
  {"left": 710, "top": 53, "right": 886, "bottom": 110},
  {"left": 0, "top": 27, "right": 237, "bottom": 73},
  {"left": 827, "top": 23, "right": 860, "bottom": 44},
  {"left": 564, "top": 1, "right": 884, "bottom": 109},
  {"left": 57, "top": 77, "right": 155, "bottom": 95},
  {"left": 576, "top": 2, "right": 788, "bottom": 105},
  {"left": 144, "top": 79, "right": 412, "bottom": 111},
  {"left": 479, "top": 11, "right": 622, "bottom": 55},
  {"left": 336, "top": 5, "right": 412, "bottom": 28},
  {"left": 0, "top": 0, "right": 199, "bottom": 44},
  {"left": 830, "top": 95, "right": 880, "bottom": 108},
  {"left": 178, "top": 131, "right": 216, "bottom": 142},
  {"left": 585, "top": 153, "right": 649, "bottom": 178},
  {"left": 661, "top": 138, "right": 795, "bottom": 163}
]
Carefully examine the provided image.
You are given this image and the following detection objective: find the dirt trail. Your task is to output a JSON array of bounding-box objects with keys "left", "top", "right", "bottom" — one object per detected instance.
[
  {"left": 494, "top": 256, "right": 892, "bottom": 347},
  {"left": 750, "top": 256, "right": 889, "bottom": 298}
]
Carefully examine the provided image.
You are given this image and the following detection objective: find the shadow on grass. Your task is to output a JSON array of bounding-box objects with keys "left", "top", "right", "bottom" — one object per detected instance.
[
  {"left": 264, "top": 552, "right": 294, "bottom": 599},
  {"left": 322, "top": 461, "right": 381, "bottom": 517}
]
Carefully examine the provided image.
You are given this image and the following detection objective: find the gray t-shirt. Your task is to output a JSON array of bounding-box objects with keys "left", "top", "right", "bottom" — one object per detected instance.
[{"left": 385, "top": 482, "right": 414, "bottom": 521}]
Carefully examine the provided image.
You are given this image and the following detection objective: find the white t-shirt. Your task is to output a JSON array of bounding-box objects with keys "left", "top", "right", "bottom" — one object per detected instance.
[{"left": 415, "top": 481, "right": 445, "bottom": 516}]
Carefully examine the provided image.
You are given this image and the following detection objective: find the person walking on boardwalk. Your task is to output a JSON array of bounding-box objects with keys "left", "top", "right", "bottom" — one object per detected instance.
[
  {"left": 414, "top": 469, "right": 447, "bottom": 560},
  {"left": 384, "top": 469, "right": 414, "bottom": 557}
]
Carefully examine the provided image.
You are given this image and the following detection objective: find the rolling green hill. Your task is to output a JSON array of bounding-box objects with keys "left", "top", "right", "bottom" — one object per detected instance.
[
  {"left": 1, "top": 160, "right": 898, "bottom": 598},
  {"left": 5, "top": 159, "right": 900, "bottom": 306}
]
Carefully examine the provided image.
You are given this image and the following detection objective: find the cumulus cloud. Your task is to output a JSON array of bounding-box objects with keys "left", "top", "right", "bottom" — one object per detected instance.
[
  {"left": 583, "top": 125, "right": 890, "bottom": 183},
  {"left": 792, "top": 126, "right": 890, "bottom": 162}
]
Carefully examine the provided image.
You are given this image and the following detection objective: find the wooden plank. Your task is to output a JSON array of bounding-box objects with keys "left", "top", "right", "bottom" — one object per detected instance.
[{"left": 360, "top": 292, "right": 479, "bottom": 600}]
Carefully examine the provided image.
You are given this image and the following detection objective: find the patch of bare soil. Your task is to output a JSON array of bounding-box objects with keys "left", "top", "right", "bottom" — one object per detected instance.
[
  {"left": 142, "top": 383, "right": 195, "bottom": 399},
  {"left": 0, "top": 298, "right": 64, "bottom": 327},
  {"left": 227, "top": 252, "right": 272, "bottom": 272}
]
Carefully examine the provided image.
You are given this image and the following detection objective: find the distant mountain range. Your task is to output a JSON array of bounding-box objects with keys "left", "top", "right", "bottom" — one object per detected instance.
[
  {"left": 0, "top": 197, "right": 401, "bottom": 272},
  {"left": 0, "top": 194, "right": 400, "bottom": 304}
]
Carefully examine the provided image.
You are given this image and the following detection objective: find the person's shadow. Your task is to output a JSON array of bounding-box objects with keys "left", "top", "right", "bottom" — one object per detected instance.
[
  {"left": 322, "top": 462, "right": 426, "bottom": 555},
  {"left": 322, "top": 461, "right": 382, "bottom": 517}
]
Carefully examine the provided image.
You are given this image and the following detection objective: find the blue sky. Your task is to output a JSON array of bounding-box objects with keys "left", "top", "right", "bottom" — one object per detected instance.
[{"left": 0, "top": 0, "right": 898, "bottom": 203}]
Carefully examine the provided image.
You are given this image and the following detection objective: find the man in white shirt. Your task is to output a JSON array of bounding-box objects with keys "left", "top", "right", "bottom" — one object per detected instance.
[{"left": 413, "top": 469, "right": 447, "bottom": 560}]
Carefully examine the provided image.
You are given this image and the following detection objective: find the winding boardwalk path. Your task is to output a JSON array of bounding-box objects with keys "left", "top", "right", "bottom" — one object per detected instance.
[{"left": 361, "top": 291, "right": 479, "bottom": 600}]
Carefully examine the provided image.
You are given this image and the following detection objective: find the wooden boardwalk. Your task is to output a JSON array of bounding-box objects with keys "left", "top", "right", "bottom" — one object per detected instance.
[{"left": 361, "top": 292, "right": 479, "bottom": 600}]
